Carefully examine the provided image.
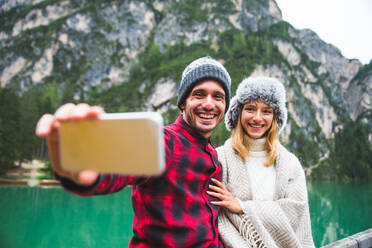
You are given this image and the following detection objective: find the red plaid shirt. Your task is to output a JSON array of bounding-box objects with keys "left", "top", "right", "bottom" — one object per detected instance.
[{"left": 58, "top": 115, "right": 224, "bottom": 248}]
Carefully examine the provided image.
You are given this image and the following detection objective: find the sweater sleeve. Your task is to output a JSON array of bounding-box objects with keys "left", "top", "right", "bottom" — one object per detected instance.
[
  {"left": 56, "top": 172, "right": 150, "bottom": 196},
  {"left": 232, "top": 158, "right": 315, "bottom": 248}
]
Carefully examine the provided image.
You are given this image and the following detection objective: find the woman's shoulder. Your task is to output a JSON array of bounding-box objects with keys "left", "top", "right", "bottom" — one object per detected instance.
[
  {"left": 277, "top": 143, "right": 303, "bottom": 171},
  {"left": 278, "top": 143, "right": 296, "bottom": 158},
  {"left": 216, "top": 138, "right": 232, "bottom": 154},
  {"left": 217, "top": 138, "right": 239, "bottom": 169}
]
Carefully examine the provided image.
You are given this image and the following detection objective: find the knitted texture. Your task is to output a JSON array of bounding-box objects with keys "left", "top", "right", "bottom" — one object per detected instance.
[
  {"left": 240, "top": 215, "right": 267, "bottom": 248},
  {"left": 216, "top": 139, "right": 315, "bottom": 248},
  {"left": 225, "top": 77, "right": 287, "bottom": 132},
  {"left": 244, "top": 137, "right": 276, "bottom": 201},
  {"left": 177, "top": 56, "right": 231, "bottom": 112}
]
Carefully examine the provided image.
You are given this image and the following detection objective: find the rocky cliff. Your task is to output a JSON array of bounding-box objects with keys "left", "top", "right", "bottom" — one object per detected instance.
[{"left": 1, "top": 0, "right": 371, "bottom": 179}]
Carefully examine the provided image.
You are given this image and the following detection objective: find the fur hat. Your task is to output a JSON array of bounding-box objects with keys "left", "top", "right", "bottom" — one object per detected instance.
[
  {"left": 225, "top": 76, "right": 287, "bottom": 133},
  {"left": 177, "top": 56, "right": 231, "bottom": 112}
]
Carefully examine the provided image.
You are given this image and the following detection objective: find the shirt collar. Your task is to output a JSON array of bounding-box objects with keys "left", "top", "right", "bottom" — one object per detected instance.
[{"left": 175, "top": 114, "right": 211, "bottom": 147}]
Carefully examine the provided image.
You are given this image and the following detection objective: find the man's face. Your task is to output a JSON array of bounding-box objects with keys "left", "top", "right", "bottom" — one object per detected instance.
[{"left": 180, "top": 80, "right": 226, "bottom": 139}]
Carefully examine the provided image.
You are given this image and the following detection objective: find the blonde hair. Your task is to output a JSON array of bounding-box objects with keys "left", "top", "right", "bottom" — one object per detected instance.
[{"left": 231, "top": 108, "right": 279, "bottom": 166}]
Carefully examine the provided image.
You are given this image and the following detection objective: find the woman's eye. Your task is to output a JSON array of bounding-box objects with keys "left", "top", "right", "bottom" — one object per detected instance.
[{"left": 264, "top": 110, "right": 273, "bottom": 114}]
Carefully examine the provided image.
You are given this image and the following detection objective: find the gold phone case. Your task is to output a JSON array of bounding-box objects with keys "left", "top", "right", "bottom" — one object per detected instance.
[{"left": 59, "top": 112, "right": 165, "bottom": 176}]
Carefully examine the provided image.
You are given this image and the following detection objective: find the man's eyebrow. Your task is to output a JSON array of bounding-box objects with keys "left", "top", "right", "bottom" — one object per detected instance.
[
  {"left": 192, "top": 88, "right": 206, "bottom": 93},
  {"left": 214, "top": 90, "right": 225, "bottom": 95}
]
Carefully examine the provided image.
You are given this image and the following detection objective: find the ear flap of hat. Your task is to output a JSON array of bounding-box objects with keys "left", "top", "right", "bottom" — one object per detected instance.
[{"left": 225, "top": 96, "right": 241, "bottom": 131}]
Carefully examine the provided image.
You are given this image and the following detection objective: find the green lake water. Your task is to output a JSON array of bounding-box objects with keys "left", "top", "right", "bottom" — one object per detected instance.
[{"left": 0, "top": 181, "right": 371, "bottom": 247}]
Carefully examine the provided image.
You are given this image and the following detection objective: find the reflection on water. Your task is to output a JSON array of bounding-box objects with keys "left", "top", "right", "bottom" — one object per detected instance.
[
  {"left": 0, "top": 185, "right": 134, "bottom": 248},
  {"left": 308, "top": 181, "right": 372, "bottom": 246},
  {"left": 0, "top": 181, "right": 371, "bottom": 247}
]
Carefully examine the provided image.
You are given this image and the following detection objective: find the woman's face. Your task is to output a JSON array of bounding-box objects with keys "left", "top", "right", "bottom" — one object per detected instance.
[{"left": 240, "top": 101, "right": 274, "bottom": 139}]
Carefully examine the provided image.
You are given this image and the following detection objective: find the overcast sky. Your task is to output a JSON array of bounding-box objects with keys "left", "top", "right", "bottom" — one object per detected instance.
[{"left": 275, "top": 0, "right": 372, "bottom": 64}]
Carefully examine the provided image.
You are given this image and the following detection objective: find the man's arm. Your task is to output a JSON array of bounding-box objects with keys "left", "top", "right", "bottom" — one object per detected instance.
[
  {"left": 36, "top": 103, "right": 172, "bottom": 195},
  {"left": 55, "top": 172, "right": 149, "bottom": 196}
]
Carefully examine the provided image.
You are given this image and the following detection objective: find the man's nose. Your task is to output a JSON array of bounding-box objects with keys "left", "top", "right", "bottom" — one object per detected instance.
[{"left": 202, "top": 95, "right": 214, "bottom": 110}]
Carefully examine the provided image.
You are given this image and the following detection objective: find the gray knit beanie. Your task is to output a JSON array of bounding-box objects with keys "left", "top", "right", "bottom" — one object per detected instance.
[
  {"left": 225, "top": 76, "right": 287, "bottom": 133},
  {"left": 177, "top": 56, "right": 231, "bottom": 112}
]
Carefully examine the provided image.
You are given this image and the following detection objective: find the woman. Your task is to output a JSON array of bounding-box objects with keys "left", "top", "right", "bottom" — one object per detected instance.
[{"left": 207, "top": 77, "right": 315, "bottom": 248}]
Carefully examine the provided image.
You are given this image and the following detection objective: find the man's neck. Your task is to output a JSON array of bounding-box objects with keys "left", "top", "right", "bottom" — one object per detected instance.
[{"left": 181, "top": 114, "right": 212, "bottom": 139}]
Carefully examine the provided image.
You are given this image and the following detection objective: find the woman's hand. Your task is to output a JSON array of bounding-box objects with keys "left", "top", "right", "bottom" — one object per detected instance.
[{"left": 207, "top": 178, "right": 243, "bottom": 214}]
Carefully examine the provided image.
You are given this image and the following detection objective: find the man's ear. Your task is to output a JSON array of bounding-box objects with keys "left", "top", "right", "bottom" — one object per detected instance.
[{"left": 179, "top": 103, "right": 185, "bottom": 111}]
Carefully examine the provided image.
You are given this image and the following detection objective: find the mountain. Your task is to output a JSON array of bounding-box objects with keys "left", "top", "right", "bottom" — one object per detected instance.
[{"left": 1, "top": 0, "right": 371, "bottom": 181}]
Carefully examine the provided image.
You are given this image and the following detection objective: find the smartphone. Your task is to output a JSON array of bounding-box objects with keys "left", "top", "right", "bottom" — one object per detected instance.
[{"left": 59, "top": 112, "right": 165, "bottom": 176}]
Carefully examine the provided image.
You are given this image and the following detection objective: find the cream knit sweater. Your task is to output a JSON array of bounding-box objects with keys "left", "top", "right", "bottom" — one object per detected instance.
[
  {"left": 243, "top": 137, "right": 276, "bottom": 201},
  {"left": 216, "top": 138, "right": 315, "bottom": 248}
]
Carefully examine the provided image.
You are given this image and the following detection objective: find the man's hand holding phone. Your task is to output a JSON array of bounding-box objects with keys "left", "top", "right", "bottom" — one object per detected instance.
[
  {"left": 35, "top": 103, "right": 104, "bottom": 186},
  {"left": 36, "top": 103, "right": 165, "bottom": 186}
]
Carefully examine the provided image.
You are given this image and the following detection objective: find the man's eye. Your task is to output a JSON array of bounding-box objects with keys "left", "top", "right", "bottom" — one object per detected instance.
[{"left": 214, "top": 94, "right": 224, "bottom": 100}]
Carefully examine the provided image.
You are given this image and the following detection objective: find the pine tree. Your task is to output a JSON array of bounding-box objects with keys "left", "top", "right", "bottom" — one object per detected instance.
[{"left": 0, "top": 88, "right": 21, "bottom": 172}]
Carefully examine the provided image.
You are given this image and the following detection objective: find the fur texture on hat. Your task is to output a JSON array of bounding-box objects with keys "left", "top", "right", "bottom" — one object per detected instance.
[
  {"left": 225, "top": 76, "right": 287, "bottom": 133},
  {"left": 177, "top": 56, "right": 231, "bottom": 112}
]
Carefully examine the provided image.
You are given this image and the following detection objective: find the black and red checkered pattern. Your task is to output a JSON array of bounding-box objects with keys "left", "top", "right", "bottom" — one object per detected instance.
[{"left": 58, "top": 115, "right": 224, "bottom": 248}]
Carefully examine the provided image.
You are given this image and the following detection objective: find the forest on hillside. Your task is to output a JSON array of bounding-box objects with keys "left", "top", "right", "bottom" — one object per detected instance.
[
  {"left": 1, "top": 24, "right": 371, "bottom": 182},
  {"left": 1, "top": 0, "right": 371, "bottom": 182}
]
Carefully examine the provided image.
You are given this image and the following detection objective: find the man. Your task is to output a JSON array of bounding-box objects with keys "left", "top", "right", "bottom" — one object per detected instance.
[{"left": 36, "top": 56, "right": 231, "bottom": 247}]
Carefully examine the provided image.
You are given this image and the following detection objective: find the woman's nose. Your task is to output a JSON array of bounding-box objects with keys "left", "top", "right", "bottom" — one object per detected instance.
[{"left": 252, "top": 110, "right": 263, "bottom": 121}]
